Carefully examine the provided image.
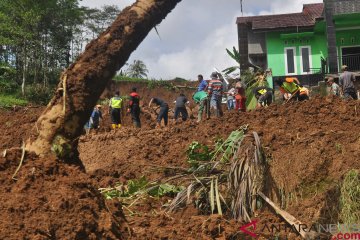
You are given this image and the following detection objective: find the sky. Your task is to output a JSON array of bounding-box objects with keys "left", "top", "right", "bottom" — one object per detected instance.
[{"left": 80, "top": 0, "right": 322, "bottom": 80}]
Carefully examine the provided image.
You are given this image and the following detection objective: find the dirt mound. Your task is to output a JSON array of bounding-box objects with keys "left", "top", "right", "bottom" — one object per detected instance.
[
  {"left": 0, "top": 107, "right": 44, "bottom": 150},
  {"left": 79, "top": 96, "right": 360, "bottom": 233},
  {"left": 1, "top": 95, "right": 359, "bottom": 239},
  {"left": 0, "top": 151, "right": 128, "bottom": 240}
]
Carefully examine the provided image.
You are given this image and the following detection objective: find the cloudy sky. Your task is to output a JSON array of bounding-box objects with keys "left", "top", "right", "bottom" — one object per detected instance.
[{"left": 80, "top": 0, "right": 322, "bottom": 80}]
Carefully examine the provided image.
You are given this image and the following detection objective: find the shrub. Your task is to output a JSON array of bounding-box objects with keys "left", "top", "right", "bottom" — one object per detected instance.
[
  {"left": 25, "top": 84, "right": 55, "bottom": 105},
  {"left": 0, "top": 94, "right": 28, "bottom": 108}
]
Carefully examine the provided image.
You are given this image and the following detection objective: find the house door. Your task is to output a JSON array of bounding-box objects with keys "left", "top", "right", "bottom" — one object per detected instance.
[{"left": 341, "top": 46, "right": 360, "bottom": 71}]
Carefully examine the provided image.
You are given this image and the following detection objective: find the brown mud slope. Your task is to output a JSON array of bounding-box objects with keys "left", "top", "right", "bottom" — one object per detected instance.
[
  {"left": 1, "top": 96, "right": 359, "bottom": 239},
  {"left": 0, "top": 107, "right": 44, "bottom": 150},
  {"left": 79, "top": 96, "right": 360, "bottom": 238},
  {"left": 0, "top": 151, "right": 129, "bottom": 240}
]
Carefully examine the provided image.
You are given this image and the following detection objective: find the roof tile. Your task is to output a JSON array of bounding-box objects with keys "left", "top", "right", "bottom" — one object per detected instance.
[{"left": 237, "top": 3, "right": 324, "bottom": 30}]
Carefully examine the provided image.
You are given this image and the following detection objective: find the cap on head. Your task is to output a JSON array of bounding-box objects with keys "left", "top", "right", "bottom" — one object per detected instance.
[
  {"left": 115, "top": 91, "right": 120, "bottom": 96},
  {"left": 210, "top": 72, "right": 218, "bottom": 79},
  {"left": 132, "top": 87, "right": 137, "bottom": 92},
  {"left": 327, "top": 77, "right": 334, "bottom": 83},
  {"left": 341, "top": 65, "right": 348, "bottom": 71}
]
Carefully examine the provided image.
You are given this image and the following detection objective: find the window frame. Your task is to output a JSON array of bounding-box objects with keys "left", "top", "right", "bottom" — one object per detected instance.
[
  {"left": 299, "top": 46, "right": 312, "bottom": 74},
  {"left": 284, "top": 47, "right": 297, "bottom": 75}
]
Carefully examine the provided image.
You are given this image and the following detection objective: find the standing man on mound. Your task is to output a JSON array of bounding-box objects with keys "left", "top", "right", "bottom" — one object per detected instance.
[
  {"left": 339, "top": 65, "right": 358, "bottom": 100},
  {"left": 109, "top": 91, "right": 123, "bottom": 129},
  {"left": 208, "top": 72, "right": 223, "bottom": 117},
  {"left": 197, "top": 74, "right": 208, "bottom": 92},
  {"left": 193, "top": 90, "right": 209, "bottom": 122},
  {"left": 128, "top": 87, "right": 141, "bottom": 128}
]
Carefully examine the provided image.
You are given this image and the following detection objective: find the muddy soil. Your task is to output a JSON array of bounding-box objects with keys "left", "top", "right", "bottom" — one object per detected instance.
[
  {"left": 0, "top": 150, "right": 129, "bottom": 240},
  {"left": 0, "top": 107, "right": 44, "bottom": 150},
  {"left": 79, "top": 96, "right": 360, "bottom": 238},
  {"left": 1, "top": 93, "right": 359, "bottom": 239}
]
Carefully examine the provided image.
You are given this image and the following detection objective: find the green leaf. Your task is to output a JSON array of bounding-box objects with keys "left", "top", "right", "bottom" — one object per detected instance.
[{"left": 148, "top": 183, "right": 184, "bottom": 197}]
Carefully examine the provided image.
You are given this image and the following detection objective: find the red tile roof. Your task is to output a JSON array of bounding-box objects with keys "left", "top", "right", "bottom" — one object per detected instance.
[{"left": 237, "top": 3, "right": 324, "bottom": 30}]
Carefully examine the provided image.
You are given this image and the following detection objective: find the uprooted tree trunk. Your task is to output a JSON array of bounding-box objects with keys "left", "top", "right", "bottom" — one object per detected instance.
[{"left": 26, "top": 0, "right": 182, "bottom": 162}]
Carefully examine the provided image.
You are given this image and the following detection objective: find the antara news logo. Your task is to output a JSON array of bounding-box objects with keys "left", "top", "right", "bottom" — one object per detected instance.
[{"left": 239, "top": 220, "right": 360, "bottom": 239}]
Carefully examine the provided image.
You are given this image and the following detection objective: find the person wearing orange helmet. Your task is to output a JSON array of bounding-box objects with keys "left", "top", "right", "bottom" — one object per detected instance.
[{"left": 276, "top": 77, "right": 309, "bottom": 102}]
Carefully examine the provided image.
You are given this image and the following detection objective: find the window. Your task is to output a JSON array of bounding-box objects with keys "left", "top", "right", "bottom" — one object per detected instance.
[
  {"left": 300, "top": 46, "right": 312, "bottom": 74},
  {"left": 285, "top": 47, "right": 297, "bottom": 75}
]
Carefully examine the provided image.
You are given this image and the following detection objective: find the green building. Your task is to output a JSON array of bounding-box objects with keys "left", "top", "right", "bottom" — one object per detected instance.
[{"left": 237, "top": 0, "right": 360, "bottom": 85}]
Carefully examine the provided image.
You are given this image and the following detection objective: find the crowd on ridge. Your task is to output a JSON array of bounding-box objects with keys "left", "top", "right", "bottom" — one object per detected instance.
[{"left": 84, "top": 65, "right": 358, "bottom": 133}]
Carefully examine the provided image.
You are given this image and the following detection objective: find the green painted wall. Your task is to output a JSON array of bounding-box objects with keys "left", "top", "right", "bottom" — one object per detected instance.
[
  {"left": 266, "top": 32, "right": 328, "bottom": 77},
  {"left": 335, "top": 29, "right": 360, "bottom": 69},
  {"left": 336, "top": 29, "right": 360, "bottom": 49}
]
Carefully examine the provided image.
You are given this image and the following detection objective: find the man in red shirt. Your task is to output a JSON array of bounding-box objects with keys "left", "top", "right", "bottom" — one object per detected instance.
[{"left": 127, "top": 87, "right": 141, "bottom": 128}]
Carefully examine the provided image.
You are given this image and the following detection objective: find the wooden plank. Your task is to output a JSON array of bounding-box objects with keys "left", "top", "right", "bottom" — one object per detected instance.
[{"left": 258, "top": 192, "right": 319, "bottom": 239}]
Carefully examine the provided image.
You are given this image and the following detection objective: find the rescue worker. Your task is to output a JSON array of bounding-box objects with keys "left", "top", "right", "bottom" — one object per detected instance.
[
  {"left": 253, "top": 86, "right": 273, "bottom": 108},
  {"left": 149, "top": 97, "right": 169, "bottom": 127},
  {"left": 235, "top": 79, "right": 246, "bottom": 112},
  {"left": 208, "top": 72, "right": 223, "bottom": 117},
  {"left": 127, "top": 87, "right": 141, "bottom": 128},
  {"left": 225, "top": 84, "right": 236, "bottom": 110},
  {"left": 109, "top": 91, "right": 123, "bottom": 129},
  {"left": 192, "top": 90, "right": 209, "bottom": 122},
  {"left": 276, "top": 77, "right": 309, "bottom": 102},
  {"left": 174, "top": 93, "right": 189, "bottom": 122},
  {"left": 327, "top": 78, "right": 340, "bottom": 96},
  {"left": 197, "top": 74, "right": 208, "bottom": 92},
  {"left": 339, "top": 65, "right": 358, "bottom": 100},
  {"left": 90, "top": 105, "right": 103, "bottom": 130}
]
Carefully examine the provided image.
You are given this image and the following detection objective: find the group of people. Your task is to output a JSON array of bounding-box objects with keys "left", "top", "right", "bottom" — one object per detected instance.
[
  {"left": 85, "top": 87, "right": 141, "bottom": 133},
  {"left": 84, "top": 65, "right": 358, "bottom": 133},
  {"left": 193, "top": 72, "right": 248, "bottom": 122},
  {"left": 327, "top": 65, "right": 358, "bottom": 100}
]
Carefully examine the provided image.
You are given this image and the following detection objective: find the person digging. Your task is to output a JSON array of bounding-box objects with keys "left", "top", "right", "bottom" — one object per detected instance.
[
  {"left": 149, "top": 97, "right": 169, "bottom": 128},
  {"left": 253, "top": 86, "right": 273, "bottom": 108},
  {"left": 276, "top": 77, "right": 309, "bottom": 102},
  {"left": 192, "top": 90, "right": 209, "bottom": 123},
  {"left": 109, "top": 91, "right": 123, "bottom": 129},
  {"left": 174, "top": 93, "right": 189, "bottom": 123}
]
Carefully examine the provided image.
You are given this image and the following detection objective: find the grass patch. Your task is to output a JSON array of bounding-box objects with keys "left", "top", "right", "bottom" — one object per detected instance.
[
  {"left": 0, "top": 94, "right": 28, "bottom": 108},
  {"left": 340, "top": 169, "right": 360, "bottom": 223}
]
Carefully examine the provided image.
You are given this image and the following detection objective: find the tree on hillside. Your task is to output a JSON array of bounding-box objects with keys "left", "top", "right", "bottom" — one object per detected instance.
[
  {"left": 26, "top": 0, "right": 182, "bottom": 160},
  {"left": 82, "top": 5, "right": 120, "bottom": 40},
  {"left": 0, "top": 0, "right": 85, "bottom": 93},
  {"left": 126, "top": 60, "right": 149, "bottom": 78}
]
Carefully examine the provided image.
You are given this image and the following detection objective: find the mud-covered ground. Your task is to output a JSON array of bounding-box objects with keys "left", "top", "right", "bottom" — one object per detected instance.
[{"left": 1, "top": 91, "right": 359, "bottom": 239}]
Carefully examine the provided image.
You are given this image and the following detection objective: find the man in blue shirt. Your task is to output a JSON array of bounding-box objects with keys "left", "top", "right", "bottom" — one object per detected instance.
[{"left": 197, "top": 74, "right": 208, "bottom": 92}]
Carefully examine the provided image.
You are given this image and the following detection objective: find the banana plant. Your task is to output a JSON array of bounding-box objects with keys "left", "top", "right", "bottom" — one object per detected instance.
[
  {"left": 223, "top": 47, "right": 241, "bottom": 76},
  {"left": 222, "top": 46, "right": 269, "bottom": 109}
]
